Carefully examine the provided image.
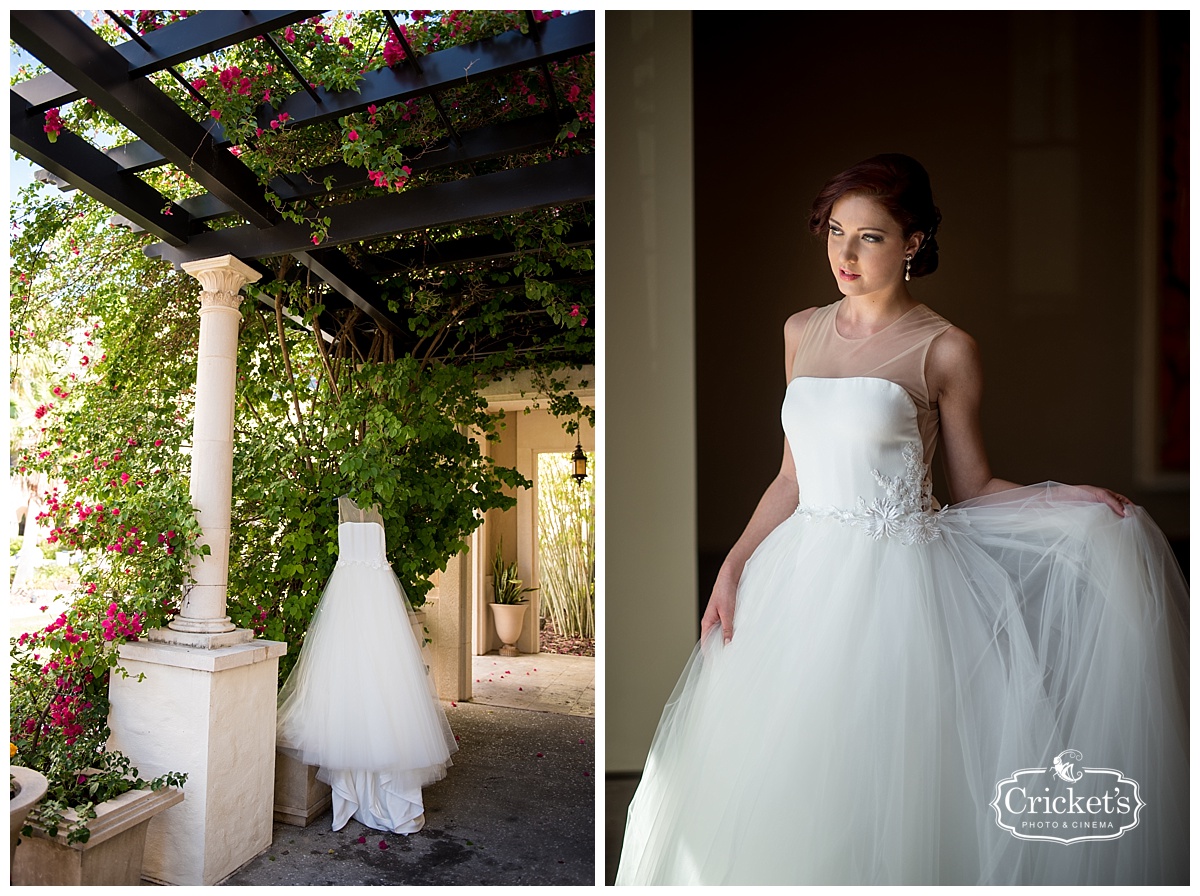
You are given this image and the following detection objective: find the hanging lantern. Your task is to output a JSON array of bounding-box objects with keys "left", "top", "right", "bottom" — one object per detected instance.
[{"left": 571, "top": 438, "right": 587, "bottom": 484}]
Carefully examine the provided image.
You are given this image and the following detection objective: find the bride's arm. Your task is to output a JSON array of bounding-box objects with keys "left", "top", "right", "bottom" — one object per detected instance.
[
  {"left": 930, "top": 326, "right": 1130, "bottom": 515},
  {"left": 700, "top": 311, "right": 810, "bottom": 645}
]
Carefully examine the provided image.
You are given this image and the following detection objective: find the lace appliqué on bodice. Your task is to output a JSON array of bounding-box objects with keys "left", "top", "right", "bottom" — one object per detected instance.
[
  {"left": 793, "top": 442, "right": 947, "bottom": 545},
  {"left": 339, "top": 556, "right": 388, "bottom": 570}
]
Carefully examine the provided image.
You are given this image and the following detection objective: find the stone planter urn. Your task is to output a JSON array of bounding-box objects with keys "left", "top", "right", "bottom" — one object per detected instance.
[
  {"left": 11, "top": 785, "right": 183, "bottom": 886},
  {"left": 489, "top": 602, "right": 528, "bottom": 657},
  {"left": 10, "top": 766, "right": 49, "bottom": 865}
]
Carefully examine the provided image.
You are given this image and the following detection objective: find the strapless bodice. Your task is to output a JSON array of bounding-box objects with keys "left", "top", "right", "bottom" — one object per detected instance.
[
  {"left": 337, "top": 521, "right": 389, "bottom": 568},
  {"left": 784, "top": 376, "right": 943, "bottom": 543}
]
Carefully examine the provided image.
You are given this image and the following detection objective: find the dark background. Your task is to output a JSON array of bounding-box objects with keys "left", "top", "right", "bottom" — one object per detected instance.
[{"left": 691, "top": 11, "right": 1189, "bottom": 616}]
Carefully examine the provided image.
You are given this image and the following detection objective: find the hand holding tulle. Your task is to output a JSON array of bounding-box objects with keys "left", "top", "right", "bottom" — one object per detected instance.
[
  {"left": 1073, "top": 484, "right": 1133, "bottom": 517},
  {"left": 700, "top": 577, "right": 737, "bottom": 645}
]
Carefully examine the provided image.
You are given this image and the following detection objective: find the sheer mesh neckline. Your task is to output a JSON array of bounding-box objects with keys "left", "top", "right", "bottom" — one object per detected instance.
[
  {"left": 338, "top": 495, "right": 384, "bottom": 526},
  {"left": 832, "top": 300, "right": 924, "bottom": 342}
]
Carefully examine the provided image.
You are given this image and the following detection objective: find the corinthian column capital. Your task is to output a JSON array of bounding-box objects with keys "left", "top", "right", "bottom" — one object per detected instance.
[{"left": 181, "top": 255, "right": 262, "bottom": 310}]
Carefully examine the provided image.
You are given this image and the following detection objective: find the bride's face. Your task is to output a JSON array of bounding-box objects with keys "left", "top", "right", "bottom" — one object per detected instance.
[{"left": 826, "top": 193, "right": 917, "bottom": 298}]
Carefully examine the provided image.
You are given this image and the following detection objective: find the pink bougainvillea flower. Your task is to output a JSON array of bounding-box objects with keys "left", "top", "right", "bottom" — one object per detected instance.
[
  {"left": 383, "top": 31, "right": 405, "bottom": 66},
  {"left": 311, "top": 235, "right": 320, "bottom": 245},
  {"left": 209, "top": 108, "right": 221, "bottom": 120},
  {"left": 43, "top": 107, "right": 63, "bottom": 142},
  {"left": 367, "top": 104, "right": 377, "bottom": 115},
  {"left": 283, "top": 25, "right": 295, "bottom": 44},
  {"left": 569, "top": 304, "right": 580, "bottom": 317},
  {"left": 348, "top": 130, "right": 358, "bottom": 141},
  {"left": 278, "top": 112, "right": 290, "bottom": 123},
  {"left": 191, "top": 77, "right": 207, "bottom": 91}
]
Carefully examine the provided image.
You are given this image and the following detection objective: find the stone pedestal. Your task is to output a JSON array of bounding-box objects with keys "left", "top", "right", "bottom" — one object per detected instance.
[
  {"left": 107, "top": 636, "right": 286, "bottom": 886},
  {"left": 272, "top": 750, "right": 332, "bottom": 827}
]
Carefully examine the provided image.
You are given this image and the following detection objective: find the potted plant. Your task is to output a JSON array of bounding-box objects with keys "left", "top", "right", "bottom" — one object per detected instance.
[
  {"left": 488, "top": 539, "right": 537, "bottom": 657},
  {"left": 9, "top": 599, "right": 188, "bottom": 886}
]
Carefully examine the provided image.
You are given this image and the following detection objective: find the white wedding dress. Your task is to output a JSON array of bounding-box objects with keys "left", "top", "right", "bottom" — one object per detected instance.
[
  {"left": 276, "top": 497, "right": 457, "bottom": 833},
  {"left": 616, "top": 301, "right": 1189, "bottom": 885}
]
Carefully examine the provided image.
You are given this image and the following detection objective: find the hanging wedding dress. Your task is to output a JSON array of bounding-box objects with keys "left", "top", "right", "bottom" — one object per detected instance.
[
  {"left": 277, "top": 496, "right": 457, "bottom": 833},
  {"left": 616, "top": 301, "right": 1189, "bottom": 885}
]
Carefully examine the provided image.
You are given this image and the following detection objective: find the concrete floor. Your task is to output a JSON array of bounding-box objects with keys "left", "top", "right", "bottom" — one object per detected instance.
[
  {"left": 221, "top": 652, "right": 595, "bottom": 886},
  {"left": 470, "top": 652, "right": 595, "bottom": 717},
  {"left": 223, "top": 696, "right": 595, "bottom": 886}
]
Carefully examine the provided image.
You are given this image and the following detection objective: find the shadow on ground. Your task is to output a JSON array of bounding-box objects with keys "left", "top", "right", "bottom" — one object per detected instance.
[{"left": 222, "top": 701, "right": 595, "bottom": 886}]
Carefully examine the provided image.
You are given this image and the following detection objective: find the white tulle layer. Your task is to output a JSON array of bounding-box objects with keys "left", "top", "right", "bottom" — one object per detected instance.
[
  {"left": 616, "top": 484, "right": 1189, "bottom": 885},
  {"left": 277, "top": 560, "right": 457, "bottom": 832}
]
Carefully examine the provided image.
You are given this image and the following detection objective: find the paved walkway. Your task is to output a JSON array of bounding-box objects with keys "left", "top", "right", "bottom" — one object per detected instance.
[
  {"left": 224, "top": 652, "right": 595, "bottom": 886},
  {"left": 224, "top": 700, "right": 595, "bottom": 886},
  {"left": 470, "top": 652, "right": 595, "bottom": 717}
]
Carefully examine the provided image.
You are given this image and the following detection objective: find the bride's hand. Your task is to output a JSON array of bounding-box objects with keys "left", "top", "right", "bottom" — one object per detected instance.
[
  {"left": 1074, "top": 484, "right": 1133, "bottom": 517},
  {"left": 700, "top": 576, "right": 737, "bottom": 645}
]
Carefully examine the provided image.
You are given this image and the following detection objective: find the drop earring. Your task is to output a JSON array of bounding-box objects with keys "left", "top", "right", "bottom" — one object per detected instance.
[{"left": 904, "top": 256, "right": 912, "bottom": 282}]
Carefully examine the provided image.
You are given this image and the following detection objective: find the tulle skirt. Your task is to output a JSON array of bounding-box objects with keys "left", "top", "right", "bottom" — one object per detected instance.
[
  {"left": 615, "top": 484, "right": 1189, "bottom": 885},
  {"left": 277, "top": 559, "right": 457, "bottom": 831}
]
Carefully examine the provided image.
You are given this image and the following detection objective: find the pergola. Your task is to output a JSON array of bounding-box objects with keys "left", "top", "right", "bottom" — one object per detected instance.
[
  {"left": 10, "top": 10, "right": 594, "bottom": 885},
  {"left": 11, "top": 9, "right": 595, "bottom": 354}
]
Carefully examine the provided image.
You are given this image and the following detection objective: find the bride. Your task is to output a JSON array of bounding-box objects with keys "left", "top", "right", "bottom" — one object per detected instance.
[{"left": 615, "top": 154, "right": 1189, "bottom": 885}]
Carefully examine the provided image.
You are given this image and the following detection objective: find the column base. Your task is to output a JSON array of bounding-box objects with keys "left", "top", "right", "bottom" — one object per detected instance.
[
  {"left": 108, "top": 636, "right": 287, "bottom": 885},
  {"left": 149, "top": 626, "right": 252, "bottom": 650},
  {"left": 166, "top": 614, "right": 237, "bottom": 636}
]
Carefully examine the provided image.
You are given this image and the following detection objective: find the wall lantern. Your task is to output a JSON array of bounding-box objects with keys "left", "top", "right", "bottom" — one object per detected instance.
[{"left": 571, "top": 438, "right": 588, "bottom": 484}]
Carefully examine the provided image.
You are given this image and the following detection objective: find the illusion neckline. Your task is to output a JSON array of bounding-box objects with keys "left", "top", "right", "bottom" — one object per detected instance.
[{"left": 832, "top": 300, "right": 924, "bottom": 342}]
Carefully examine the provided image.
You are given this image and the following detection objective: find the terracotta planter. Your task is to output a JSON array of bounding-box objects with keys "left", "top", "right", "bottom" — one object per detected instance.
[
  {"left": 11, "top": 785, "right": 183, "bottom": 886},
  {"left": 10, "top": 766, "right": 49, "bottom": 865},
  {"left": 489, "top": 602, "right": 528, "bottom": 657}
]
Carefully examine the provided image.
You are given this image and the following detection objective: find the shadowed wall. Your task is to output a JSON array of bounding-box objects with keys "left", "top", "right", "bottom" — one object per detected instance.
[{"left": 692, "top": 10, "right": 1188, "bottom": 614}]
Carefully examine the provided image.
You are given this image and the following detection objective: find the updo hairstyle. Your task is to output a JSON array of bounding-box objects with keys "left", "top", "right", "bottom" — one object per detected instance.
[{"left": 808, "top": 153, "right": 942, "bottom": 278}]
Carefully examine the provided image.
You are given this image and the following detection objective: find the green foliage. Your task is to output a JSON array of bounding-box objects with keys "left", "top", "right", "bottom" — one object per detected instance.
[
  {"left": 536, "top": 452, "right": 595, "bottom": 638},
  {"left": 10, "top": 10, "right": 595, "bottom": 689}
]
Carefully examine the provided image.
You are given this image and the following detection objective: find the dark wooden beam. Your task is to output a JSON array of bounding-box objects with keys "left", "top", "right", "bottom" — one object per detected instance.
[
  {"left": 12, "top": 10, "right": 278, "bottom": 228},
  {"left": 10, "top": 90, "right": 197, "bottom": 245},
  {"left": 145, "top": 154, "right": 594, "bottom": 266},
  {"left": 13, "top": 10, "right": 321, "bottom": 113},
  {"left": 356, "top": 221, "right": 595, "bottom": 276}
]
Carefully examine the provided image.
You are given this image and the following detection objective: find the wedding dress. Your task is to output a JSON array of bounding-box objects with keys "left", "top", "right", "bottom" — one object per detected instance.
[
  {"left": 276, "top": 496, "right": 457, "bottom": 833},
  {"left": 615, "top": 301, "right": 1189, "bottom": 885}
]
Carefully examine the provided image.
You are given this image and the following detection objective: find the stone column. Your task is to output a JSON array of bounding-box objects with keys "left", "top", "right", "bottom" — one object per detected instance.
[
  {"left": 107, "top": 255, "right": 286, "bottom": 885},
  {"left": 160, "top": 255, "right": 260, "bottom": 644}
]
